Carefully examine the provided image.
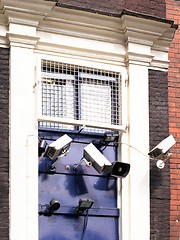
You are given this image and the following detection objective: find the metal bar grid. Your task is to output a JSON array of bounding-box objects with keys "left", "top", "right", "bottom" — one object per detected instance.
[{"left": 39, "top": 60, "right": 122, "bottom": 132}]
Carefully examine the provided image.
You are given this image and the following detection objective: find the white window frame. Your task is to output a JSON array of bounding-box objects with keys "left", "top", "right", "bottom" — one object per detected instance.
[{"left": 36, "top": 55, "right": 127, "bottom": 133}]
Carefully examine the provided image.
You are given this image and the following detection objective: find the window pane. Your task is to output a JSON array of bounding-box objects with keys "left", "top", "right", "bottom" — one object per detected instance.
[
  {"left": 80, "top": 83, "right": 111, "bottom": 132},
  {"left": 40, "top": 78, "right": 74, "bottom": 129}
]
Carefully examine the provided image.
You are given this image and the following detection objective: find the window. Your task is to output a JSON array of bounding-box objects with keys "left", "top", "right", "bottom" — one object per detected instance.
[{"left": 39, "top": 60, "right": 122, "bottom": 132}]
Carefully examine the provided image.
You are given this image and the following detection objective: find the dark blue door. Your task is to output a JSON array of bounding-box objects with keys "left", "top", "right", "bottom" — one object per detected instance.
[{"left": 38, "top": 130, "right": 119, "bottom": 240}]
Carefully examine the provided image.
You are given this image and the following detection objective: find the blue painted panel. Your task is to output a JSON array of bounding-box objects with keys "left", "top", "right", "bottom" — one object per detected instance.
[
  {"left": 39, "top": 214, "right": 119, "bottom": 240},
  {"left": 38, "top": 131, "right": 119, "bottom": 240},
  {"left": 39, "top": 173, "right": 117, "bottom": 209}
]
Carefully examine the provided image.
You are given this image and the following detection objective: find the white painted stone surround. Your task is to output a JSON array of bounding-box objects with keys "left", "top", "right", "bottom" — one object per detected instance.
[{"left": 0, "top": 0, "right": 176, "bottom": 239}]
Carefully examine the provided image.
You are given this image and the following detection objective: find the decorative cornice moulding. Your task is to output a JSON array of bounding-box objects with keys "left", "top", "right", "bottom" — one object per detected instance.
[
  {"left": 1, "top": 0, "right": 55, "bottom": 16},
  {"left": 0, "top": 1, "right": 177, "bottom": 69}
]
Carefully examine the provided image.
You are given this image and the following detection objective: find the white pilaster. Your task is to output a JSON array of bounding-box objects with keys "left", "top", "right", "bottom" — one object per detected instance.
[
  {"left": 129, "top": 63, "right": 150, "bottom": 239},
  {"left": 8, "top": 26, "right": 39, "bottom": 240},
  {"left": 121, "top": 15, "right": 152, "bottom": 240},
  {"left": 3, "top": 2, "right": 55, "bottom": 239},
  {"left": 120, "top": 12, "right": 177, "bottom": 239},
  {"left": 121, "top": 63, "right": 150, "bottom": 240}
]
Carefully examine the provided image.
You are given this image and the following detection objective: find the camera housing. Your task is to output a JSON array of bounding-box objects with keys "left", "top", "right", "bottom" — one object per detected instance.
[
  {"left": 84, "top": 143, "right": 112, "bottom": 174},
  {"left": 49, "top": 199, "right": 60, "bottom": 212},
  {"left": 148, "top": 135, "right": 176, "bottom": 158},
  {"left": 44, "top": 134, "right": 73, "bottom": 161},
  {"left": 83, "top": 143, "right": 130, "bottom": 178},
  {"left": 39, "top": 199, "right": 60, "bottom": 216}
]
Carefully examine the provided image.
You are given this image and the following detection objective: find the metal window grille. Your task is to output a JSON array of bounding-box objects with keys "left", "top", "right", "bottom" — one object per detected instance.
[{"left": 39, "top": 60, "right": 122, "bottom": 132}]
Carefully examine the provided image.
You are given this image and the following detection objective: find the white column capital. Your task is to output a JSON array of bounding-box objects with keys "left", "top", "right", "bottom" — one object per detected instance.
[
  {"left": 121, "top": 11, "right": 177, "bottom": 69},
  {"left": 1, "top": 0, "right": 55, "bottom": 48},
  {"left": 7, "top": 32, "right": 39, "bottom": 48}
]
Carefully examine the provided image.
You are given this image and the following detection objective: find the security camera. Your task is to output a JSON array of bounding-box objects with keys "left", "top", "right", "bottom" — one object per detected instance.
[
  {"left": 39, "top": 199, "right": 60, "bottom": 216},
  {"left": 83, "top": 143, "right": 130, "bottom": 178},
  {"left": 93, "top": 131, "right": 119, "bottom": 149},
  {"left": 148, "top": 135, "right": 176, "bottom": 159},
  {"left": 49, "top": 199, "right": 60, "bottom": 212},
  {"left": 38, "top": 138, "right": 47, "bottom": 157},
  {"left": 84, "top": 143, "right": 112, "bottom": 174},
  {"left": 44, "top": 134, "right": 73, "bottom": 161}
]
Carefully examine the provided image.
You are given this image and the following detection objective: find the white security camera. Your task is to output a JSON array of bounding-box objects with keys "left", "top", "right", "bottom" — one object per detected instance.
[
  {"left": 44, "top": 134, "right": 73, "bottom": 161},
  {"left": 84, "top": 143, "right": 112, "bottom": 174},
  {"left": 148, "top": 135, "right": 176, "bottom": 159},
  {"left": 83, "top": 143, "right": 130, "bottom": 178}
]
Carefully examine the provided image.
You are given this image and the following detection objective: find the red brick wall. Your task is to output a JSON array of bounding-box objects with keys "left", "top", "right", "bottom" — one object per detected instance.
[{"left": 166, "top": 0, "right": 180, "bottom": 239}]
